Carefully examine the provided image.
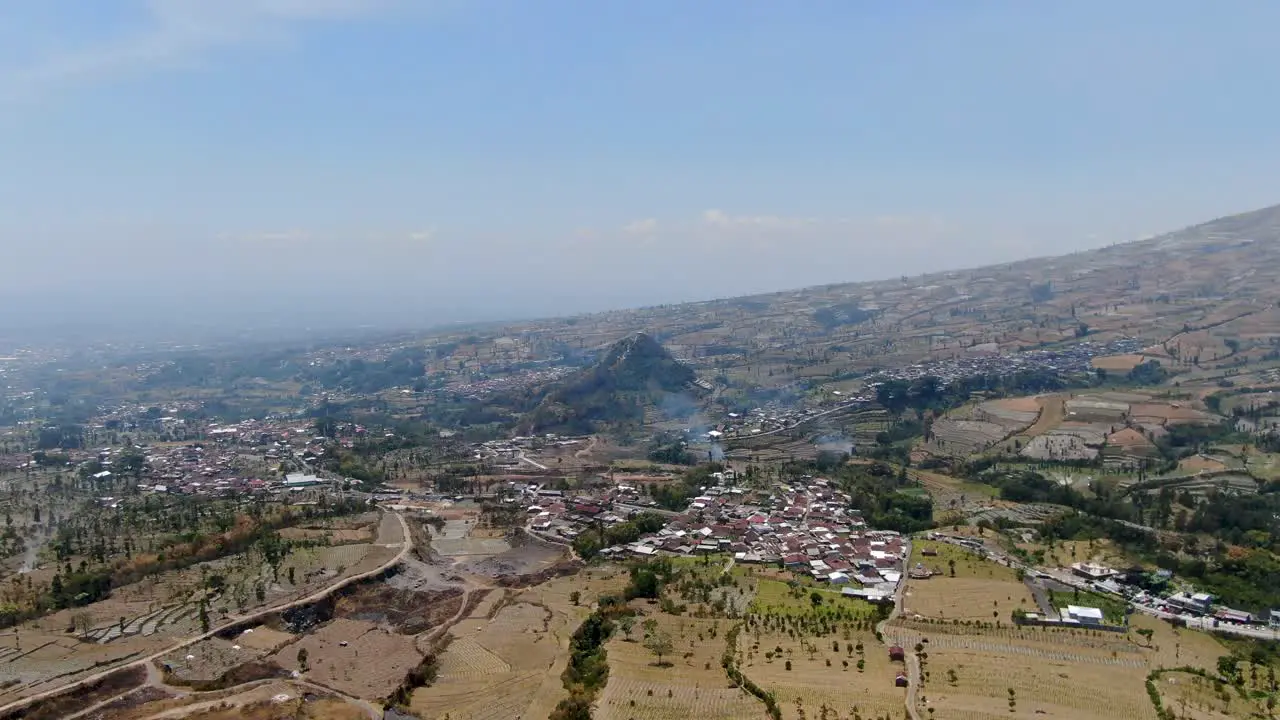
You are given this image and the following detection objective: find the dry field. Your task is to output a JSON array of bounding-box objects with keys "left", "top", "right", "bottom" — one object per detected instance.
[
  {"left": 882, "top": 604, "right": 1251, "bottom": 720},
  {"left": 903, "top": 577, "right": 1035, "bottom": 623},
  {"left": 904, "top": 542, "right": 1035, "bottom": 622},
  {"left": 596, "top": 613, "right": 764, "bottom": 720},
  {"left": 409, "top": 566, "right": 630, "bottom": 720},
  {"left": 272, "top": 617, "right": 419, "bottom": 699},
  {"left": 1091, "top": 354, "right": 1151, "bottom": 371},
  {"left": 1179, "top": 455, "right": 1229, "bottom": 473},
  {"left": 739, "top": 625, "right": 904, "bottom": 720},
  {"left": 108, "top": 681, "right": 372, "bottom": 720},
  {"left": 918, "top": 644, "right": 1155, "bottom": 720}
]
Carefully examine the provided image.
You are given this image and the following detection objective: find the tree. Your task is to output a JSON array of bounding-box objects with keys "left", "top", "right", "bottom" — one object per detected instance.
[
  {"left": 948, "top": 559, "right": 956, "bottom": 578},
  {"left": 572, "top": 533, "right": 601, "bottom": 561},
  {"left": 569, "top": 590, "right": 581, "bottom": 606},
  {"left": 619, "top": 615, "right": 635, "bottom": 641},
  {"left": 297, "top": 647, "right": 310, "bottom": 672},
  {"left": 644, "top": 629, "right": 674, "bottom": 666},
  {"left": 72, "top": 611, "right": 94, "bottom": 637},
  {"left": 1136, "top": 628, "right": 1154, "bottom": 646}
]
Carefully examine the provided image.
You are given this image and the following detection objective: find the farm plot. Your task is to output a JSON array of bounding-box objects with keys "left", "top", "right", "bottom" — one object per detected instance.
[
  {"left": 271, "top": 617, "right": 421, "bottom": 699},
  {"left": 978, "top": 396, "right": 1041, "bottom": 424},
  {"left": 920, "top": 645, "right": 1155, "bottom": 720},
  {"left": 159, "top": 636, "right": 272, "bottom": 685},
  {"left": 1092, "top": 354, "right": 1151, "bottom": 371},
  {"left": 596, "top": 614, "right": 764, "bottom": 720},
  {"left": 903, "top": 578, "right": 1035, "bottom": 622},
  {"left": 929, "top": 419, "right": 1011, "bottom": 457},
  {"left": 411, "top": 568, "right": 629, "bottom": 720},
  {"left": 909, "top": 541, "right": 1018, "bottom": 581},
  {"left": 1020, "top": 423, "right": 1106, "bottom": 461},
  {"left": 904, "top": 542, "right": 1034, "bottom": 622},
  {"left": 739, "top": 626, "right": 903, "bottom": 720},
  {"left": 1130, "top": 403, "right": 1220, "bottom": 425}
]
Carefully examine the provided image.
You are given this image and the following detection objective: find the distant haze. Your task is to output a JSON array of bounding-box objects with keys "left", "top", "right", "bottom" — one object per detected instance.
[{"left": 3, "top": 1, "right": 1280, "bottom": 337}]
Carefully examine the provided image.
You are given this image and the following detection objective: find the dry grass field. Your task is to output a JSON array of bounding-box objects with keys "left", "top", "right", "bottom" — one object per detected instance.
[
  {"left": 596, "top": 613, "right": 765, "bottom": 720},
  {"left": 904, "top": 542, "right": 1035, "bottom": 622},
  {"left": 272, "top": 617, "right": 419, "bottom": 698},
  {"left": 409, "top": 566, "right": 630, "bottom": 720},
  {"left": 1092, "top": 354, "right": 1151, "bottom": 371},
  {"left": 741, "top": 629, "right": 905, "bottom": 720},
  {"left": 919, "top": 644, "right": 1155, "bottom": 720}
]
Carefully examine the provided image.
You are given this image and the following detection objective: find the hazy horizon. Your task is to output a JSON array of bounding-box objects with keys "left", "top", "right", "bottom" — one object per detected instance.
[{"left": 4, "top": 1, "right": 1280, "bottom": 339}]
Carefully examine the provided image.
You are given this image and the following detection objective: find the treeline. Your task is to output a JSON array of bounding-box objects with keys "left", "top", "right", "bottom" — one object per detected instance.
[
  {"left": 17, "top": 496, "right": 368, "bottom": 622},
  {"left": 572, "top": 512, "right": 667, "bottom": 560},
  {"left": 549, "top": 597, "right": 633, "bottom": 720},
  {"left": 781, "top": 459, "right": 933, "bottom": 533}
]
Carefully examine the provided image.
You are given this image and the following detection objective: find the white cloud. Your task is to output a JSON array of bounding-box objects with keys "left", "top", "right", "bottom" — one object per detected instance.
[
  {"left": 701, "top": 209, "right": 818, "bottom": 230},
  {"left": 1, "top": 0, "right": 399, "bottom": 99},
  {"left": 622, "top": 218, "right": 658, "bottom": 235},
  {"left": 407, "top": 228, "right": 436, "bottom": 242}
]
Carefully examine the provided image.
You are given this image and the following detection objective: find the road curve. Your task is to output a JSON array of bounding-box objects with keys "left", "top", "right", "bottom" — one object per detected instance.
[{"left": 0, "top": 511, "right": 412, "bottom": 718}]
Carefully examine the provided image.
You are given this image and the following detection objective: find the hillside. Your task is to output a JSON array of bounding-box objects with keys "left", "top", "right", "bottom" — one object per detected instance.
[
  {"left": 517, "top": 333, "right": 698, "bottom": 434},
  {"left": 473, "top": 203, "right": 1280, "bottom": 392}
]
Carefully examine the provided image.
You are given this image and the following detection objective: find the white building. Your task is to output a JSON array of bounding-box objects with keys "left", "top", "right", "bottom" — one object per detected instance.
[{"left": 1062, "top": 605, "right": 1105, "bottom": 625}]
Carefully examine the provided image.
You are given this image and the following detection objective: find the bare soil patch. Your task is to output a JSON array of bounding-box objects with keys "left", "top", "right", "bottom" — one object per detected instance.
[
  {"left": 1, "top": 665, "right": 144, "bottom": 720},
  {"left": 272, "top": 617, "right": 420, "bottom": 699},
  {"left": 1092, "top": 354, "right": 1150, "bottom": 371},
  {"left": 336, "top": 585, "right": 465, "bottom": 636}
]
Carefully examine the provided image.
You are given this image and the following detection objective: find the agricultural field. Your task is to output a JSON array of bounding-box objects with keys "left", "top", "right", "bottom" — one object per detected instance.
[
  {"left": 917, "top": 642, "right": 1155, "bottom": 720},
  {"left": 271, "top": 617, "right": 419, "bottom": 698},
  {"left": 1092, "top": 354, "right": 1153, "bottom": 371},
  {"left": 737, "top": 586, "right": 902, "bottom": 720},
  {"left": 903, "top": 541, "right": 1035, "bottom": 623},
  {"left": 409, "top": 566, "right": 629, "bottom": 720},
  {"left": 596, "top": 613, "right": 764, "bottom": 720}
]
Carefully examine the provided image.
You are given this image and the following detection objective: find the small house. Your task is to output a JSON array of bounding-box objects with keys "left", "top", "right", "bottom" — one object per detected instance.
[
  {"left": 888, "top": 646, "right": 905, "bottom": 662},
  {"left": 895, "top": 674, "right": 909, "bottom": 687}
]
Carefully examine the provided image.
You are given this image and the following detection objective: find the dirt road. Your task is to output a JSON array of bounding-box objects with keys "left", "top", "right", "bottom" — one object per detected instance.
[
  {"left": 876, "top": 538, "right": 921, "bottom": 720},
  {"left": 0, "top": 511, "right": 412, "bottom": 718}
]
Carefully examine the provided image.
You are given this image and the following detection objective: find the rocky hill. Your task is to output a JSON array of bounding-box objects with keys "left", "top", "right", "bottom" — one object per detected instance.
[{"left": 518, "top": 333, "right": 697, "bottom": 435}]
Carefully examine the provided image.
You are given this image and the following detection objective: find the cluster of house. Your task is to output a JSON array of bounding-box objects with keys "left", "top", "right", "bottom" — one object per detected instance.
[
  {"left": 526, "top": 475, "right": 907, "bottom": 603},
  {"left": 1067, "top": 560, "right": 1280, "bottom": 628},
  {"left": 865, "top": 337, "right": 1145, "bottom": 387},
  {"left": 704, "top": 404, "right": 868, "bottom": 440}
]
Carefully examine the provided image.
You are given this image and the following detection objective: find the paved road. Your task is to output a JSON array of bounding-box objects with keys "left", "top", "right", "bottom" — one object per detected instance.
[{"left": 0, "top": 511, "right": 412, "bottom": 718}]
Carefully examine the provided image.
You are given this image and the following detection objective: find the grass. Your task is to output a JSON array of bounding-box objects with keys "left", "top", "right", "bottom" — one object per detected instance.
[
  {"left": 749, "top": 579, "right": 876, "bottom": 619},
  {"left": 909, "top": 540, "right": 1019, "bottom": 582}
]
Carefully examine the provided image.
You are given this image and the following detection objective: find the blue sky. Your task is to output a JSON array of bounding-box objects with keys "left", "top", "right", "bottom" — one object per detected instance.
[{"left": 3, "top": 0, "right": 1280, "bottom": 331}]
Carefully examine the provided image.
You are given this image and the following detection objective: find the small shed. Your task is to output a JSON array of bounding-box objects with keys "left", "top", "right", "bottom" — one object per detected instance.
[
  {"left": 895, "top": 674, "right": 909, "bottom": 687},
  {"left": 888, "top": 646, "right": 906, "bottom": 662}
]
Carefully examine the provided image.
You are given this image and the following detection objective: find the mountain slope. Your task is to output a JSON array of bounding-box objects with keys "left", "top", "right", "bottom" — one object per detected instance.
[
  {"left": 498, "top": 203, "right": 1280, "bottom": 384},
  {"left": 518, "top": 333, "right": 697, "bottom": 434}
]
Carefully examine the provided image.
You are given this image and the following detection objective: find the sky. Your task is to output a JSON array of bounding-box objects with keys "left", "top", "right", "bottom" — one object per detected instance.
[{"left": 3, "top": 0, "right": 1280, "bottom": 335}]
